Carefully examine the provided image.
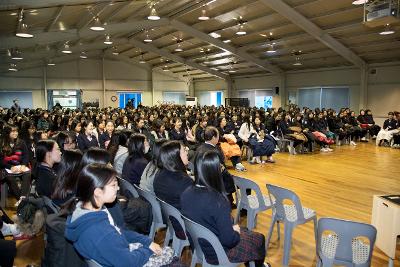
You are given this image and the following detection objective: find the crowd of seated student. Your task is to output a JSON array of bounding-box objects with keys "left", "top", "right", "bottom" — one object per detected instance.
[{"left": 0, "top": 103, "right": 398, "bottom": 266}]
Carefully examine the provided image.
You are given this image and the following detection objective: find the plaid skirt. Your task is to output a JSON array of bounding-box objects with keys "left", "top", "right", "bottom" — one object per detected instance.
[{"left": 227, "top": 228, "right": 266, "bottom": 264}]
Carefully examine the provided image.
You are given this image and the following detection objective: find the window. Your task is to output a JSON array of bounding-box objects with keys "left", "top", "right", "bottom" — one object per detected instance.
[
  {"left": 0, "top": 91, "right": 33, "bottom": 109},
  {"left": 298, "top": 87, "right": 349, "bottom": 111},
  {"left": 163, "top": 92, "right": 186, "bottom": 105},
  {"left": 118, "top": 92, "right": 142, "bottom": 108},
  {"left": 239, "top": 89, "right": 273, "bottom": 108},
  {"left": 199, "top": 91, "right": 223, "bottom": 106}
]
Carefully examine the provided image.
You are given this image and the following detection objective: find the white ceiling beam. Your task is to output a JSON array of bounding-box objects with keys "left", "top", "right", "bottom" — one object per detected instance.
[
  {"left": 128, "top": 38, "right": 229, "bottom": 80},
  {"left": 0, "top": 0, "right": 147, "bottom": 10},
  {"left": 170, "top": 19, "right": 282, "bottom": 73},
  {"left": 259, "top": 0, "right": 366, "bottom": 68},
  {"left": 45, "top": 5, "right": 65, "bottom": 32},
  {"left": 0, "top": 19, "right": 170, "bottom": 50}
]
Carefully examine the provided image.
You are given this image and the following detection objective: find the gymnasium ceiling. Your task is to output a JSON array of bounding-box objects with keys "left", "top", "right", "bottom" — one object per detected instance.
[{"left": 0, "top": 0, "right": 399, "bottom": 80}]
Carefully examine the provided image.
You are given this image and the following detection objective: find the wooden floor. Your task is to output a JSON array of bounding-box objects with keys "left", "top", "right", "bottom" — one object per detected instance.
[{"left": 7, "top": 142, "right": 400, "bottom": 267}]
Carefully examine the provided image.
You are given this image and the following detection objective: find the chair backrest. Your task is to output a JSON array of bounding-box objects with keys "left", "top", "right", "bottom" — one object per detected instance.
[
  {"left": 159, "top": 198, "right": 187, "bottom": 240},
  {"left": 266, "top": 184, "right": 305, "bottom": 223},
  {"left": 317, "top": 217, "right": 377, "bottom": 267},
  {"left": 182, "top": 215, "right": 233, "bottom": 266},
  {"left": 117, "top": 177, "right": 139, "bottom": 198},
  {"left": 233, "top": 176, "right": 267, "bottom": 210},
  {"left": 42, "top": 195, "right": 60, "bottom": 214},
  {"left": 134, "top": 185, "right": 164, "bottom": 225},
  {"left": 85, "top": 259, "right": 103, "bottom": 267}
]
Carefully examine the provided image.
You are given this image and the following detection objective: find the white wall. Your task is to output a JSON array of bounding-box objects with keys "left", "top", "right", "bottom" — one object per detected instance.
[
  {"left": 192, "top": 63, "right": 400, "bottom": 122},
  {"left": 0, "top": 59, "right": 189, "bottom": 108},
  {"left": 193, "top": 79, "right": 228, "bottom": 106}
]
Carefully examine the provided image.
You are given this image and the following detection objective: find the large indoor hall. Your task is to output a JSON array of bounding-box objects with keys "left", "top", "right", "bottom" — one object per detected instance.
[{"left": 0, "top": 0, "right": 399, "bottom": 267}]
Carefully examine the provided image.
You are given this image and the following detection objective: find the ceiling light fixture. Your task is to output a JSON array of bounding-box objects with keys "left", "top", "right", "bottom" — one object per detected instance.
[
  {"left": 223, "top": 39, "right": 231, "bottom": 43},
  {"left": 266, "top": 44, "right": 277, "bottom": 54},
  {"left": 61, "top": 43, "right": 72, "bottom": 54},
  {"left": 144, "top": 31, "right": 152, "bottom": 42},
  {"left": 198, "top": 9, "right": 210, "bottom": 20},
  {"left": 112, "top": 47, "right": 119, "bottom": 55},
  {"left": 148, "top": 7, "right": 160, "bottom": 20},
  {"left": 175, "top": 41, "right": 183, "bottom": 52},
  {"left": 47, "top": 59, "right": 56, "bottom": 66},
  {"left": 380, "top": 24, "right": 395, "bottom": 35},
  {"left": 104, "top": 34, "right": 113, "bottom": 45},
  {"left": 139, "top": 53, "right": 146, "bottom": 63},
  {"left": 10, "top": 49, "right": 23, "bottom": 60},
  {"left": 236, "top": 24, "right": 246, "bottom": 35},
  {"left": 209, "top": 32, "right": 221, "bottom": 38},
  {"left": 80, "top": 52, "right": 88, "bottom": 59},
  {"left": 293, "top": 56, "right": 302, "bottom": 66},
  {"left": 352, "top": 0, "right": 368, "bottom": 5},
  {"left": 90, "top": 17, "right": 105, "bottom": 31},
  {"left": 16, "top": 23, "right": 33, "bottom": 38},
  {"left": 8, "top": 63, "right": 18, "bottom": 71}
]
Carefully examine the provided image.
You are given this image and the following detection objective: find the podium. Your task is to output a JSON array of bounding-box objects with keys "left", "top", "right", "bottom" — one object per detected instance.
[{"left": 372, "top": 195, "right": 400, "bottom": 267}]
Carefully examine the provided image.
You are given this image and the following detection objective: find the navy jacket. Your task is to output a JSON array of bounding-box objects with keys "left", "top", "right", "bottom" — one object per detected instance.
[
  {"left": 77, "top": 134, "right": 99, "bottom": 152},
  {"left": 99, "top": 132, "right": 112, "bottom": 149},
  {"left": 153, "top": 169, "right": 193, "bottom": 210},
  {"left": 65, "top": 209, "right": 153, "bottom": 267},
  {"left": 181, "top": 185, "right": 240, "bottom": 249},
  {"left": 121, "top": 156, "right": 148, "bottom": 185},
  {"left": 36, "top": 164, "right": 57, "bottom": 198}
]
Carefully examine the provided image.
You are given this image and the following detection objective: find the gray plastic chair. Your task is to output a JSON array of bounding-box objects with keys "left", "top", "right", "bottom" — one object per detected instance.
[
  {"left": 158, "top": 198, "right": 190, "bottom": 257},
  {"left": 86, "top": 259, "right": 102, "bottom": 267},
  {"left": 182, "top": 215, "right": 255, "bottom": 267},
  {"left": 117, "top": 177, "right": 139, "bottom": 198},
  {"left": 266, "top": 184, "right": 317, "bottom": 266},
  {"left": 317, "top": 217, "right": 377, "bottom": 267},
  {"left": 134, "top": 185, "right": 166, "bottom": 240},
  {"left": 233, "top": 176, "right": 278, "bottom": 233}
]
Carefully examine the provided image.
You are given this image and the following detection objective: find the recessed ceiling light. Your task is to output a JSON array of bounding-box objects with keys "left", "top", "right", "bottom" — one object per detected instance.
[
  {"left": 198, "top": 9, "right": 210, "bottom": 20},
  {"left": 148, "top": 7, "right": 160, "bottom": 20},
  {"left": 90, "top": 17, "right": 105, "bottom": 31},
  {"left": 352, "top": 0, "right": 368, "bottom": 5}
]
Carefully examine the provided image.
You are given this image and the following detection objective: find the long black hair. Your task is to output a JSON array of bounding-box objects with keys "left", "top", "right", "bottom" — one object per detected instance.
[
  {"left": 127, "top": 133, "right": 146, "bottom": 160},
  {"left": 0, "top": 124, "right": 23, "bottom": 155},
  {"left": 82, "top": 147, "right": 111, "bottom": 165},
  {"left": 36, "top": 139, "right": 57, "bottom": 163},
  {"left": 52, "top": 149, "right": 83, "bottom": 200},
  {"left": 194, "top": 150, "right": 225, "bottom": 195},
  {"left": 151, "top": 139, "right": 167, "bottom": 166},
  {"left": 64, "top": 163, "right": 117, "bottom": 213},
  {"left": 158, "top": 140, "right": 186, "bottom": 172}
]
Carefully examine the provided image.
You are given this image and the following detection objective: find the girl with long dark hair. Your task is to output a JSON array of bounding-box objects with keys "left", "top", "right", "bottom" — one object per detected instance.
[
  {"left": 181, "top": 151, "right": 267, "bottom": 267},
  {"left": 121, "top": 134, "right": 149, "bottom": 186},
  {"left": 0, "top": 124, "right": 31, "bottom": 203},
  {"left": 77, "top": 121, "right": 99, "bottom": 152}
]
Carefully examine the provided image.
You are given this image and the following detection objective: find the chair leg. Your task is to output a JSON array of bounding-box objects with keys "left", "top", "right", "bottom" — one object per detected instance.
[
  {"left": 282, "top": 224, "right": 294, "bottom": 266},
  {"left": 234, "top": 203, "right": 242, "bottom": 224},
  {"left": 163, "top": 226, "right": 172, "bottom": 247},
  {"left": 247, "top": 210, "right": 256, "bottom": 230},
  {"left": 276, "top": 220, "right": 281, "bottom": 241},
  {"left": 266, "top": 213, "right": 278, "bottom": 254},
  {"left": 149, "top": 223, "right": 156, "bottom": 241},
  {"left": 190, "top": 252, "right": 198, "bottom": 267},
  {"left": 313, "top": 217, "right": 318, "bottom": 255},
  {"left": 173, "top": 237, "right": 184, "bottom": 257},
  {"left": 249, "top": 261, "right": 256, "bottom": 267}
]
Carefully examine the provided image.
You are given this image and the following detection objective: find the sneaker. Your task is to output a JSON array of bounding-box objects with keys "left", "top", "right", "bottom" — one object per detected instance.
[
  {"left": 361, "top": 137, "right": 367, "bottom": 141},
  {"left": 320, "top": 148, "right": 329, "bottom": 152},
  {"left": 287, "top": 145, "right": 292, "bottom": 154},
  {"left": 235, "top": 163, "right": 246, "bottom": 171},
  {"left": 350, "top": 141, "right": 357, "bottom": 146},
  {"left": 1, "top": 223, "right": 20, "bottom": 237},
  {"left": 327, "top": 147, "right": 333, "bottom": 152},
  {"left": 372, "top": 135, "right": 377, "bottom": 139},
  {"left": 255, "top": 157, "right": 261, "bottom": 164}
]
